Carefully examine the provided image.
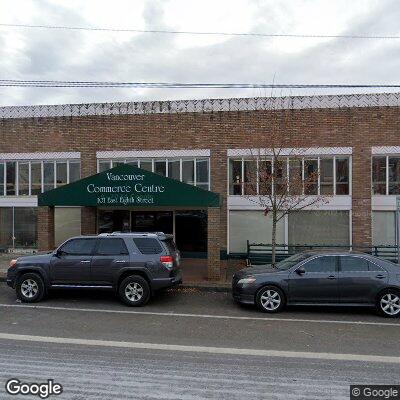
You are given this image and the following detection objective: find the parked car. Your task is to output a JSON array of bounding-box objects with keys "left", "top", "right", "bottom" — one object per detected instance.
[
  {"left": 232, "top": 251, "right": 400, "bottom": 317},
  {"left": 6, "top": 232, "right": 182, "bottom": 306}
]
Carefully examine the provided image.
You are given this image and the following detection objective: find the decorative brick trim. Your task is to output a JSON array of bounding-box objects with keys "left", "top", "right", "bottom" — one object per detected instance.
[
  {"left": 372, "top": 146, "right": 400, "bottom": 155},
  {"left": 97, "top": 149, "right": 210, "bottom": 159},
  {"left": 0, "top": 152, "right": 81, "bottom": 160},
  {"left": 227, "top": 147, "right": 352, "bottom": 157},
  {"left": 1, "top": 93, "right": 399, "bottom": 120}
]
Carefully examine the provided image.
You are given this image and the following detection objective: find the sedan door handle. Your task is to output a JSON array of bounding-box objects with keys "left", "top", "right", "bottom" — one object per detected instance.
[
  {"left": 327, "top": 275, "right": 336, "bottom": 280},
  {"left": 115, "top": 260, "right": 126, "bottom": 263},
  {"left": 375, "top": 274, "right": 385, "bottom": 279},
  {"left": 80, "top": 260, "right": 91, "bottom": 264}
]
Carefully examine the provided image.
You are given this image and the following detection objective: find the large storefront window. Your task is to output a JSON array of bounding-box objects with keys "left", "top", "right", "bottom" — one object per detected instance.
[
  {"left": 0, "top": 160, "right": 80, "bottom": 196},
  {"left": 288, "top": 210, "right": 350, "bottom": 246},
  {"left": 98, "top": 158, "right": 210, "bottom": 190},
  {"left": 0, "top": 207, "right": 37, "bottom": 248},
  {"left": 229, "top": 156, "right": 350, "bottom": 196},
  {"left": 372, "top": 211, "right": 395, "bottom": 245},
  {"left": 229, "top": 211, "right": 285, "bottom": 253},
  {"left": 14, "top": 208, "right": 37, "bottom": 247}
]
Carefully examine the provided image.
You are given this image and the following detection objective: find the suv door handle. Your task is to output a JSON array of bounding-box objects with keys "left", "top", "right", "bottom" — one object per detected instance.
[
  {"left": 327, "top": 275, "right": 336, "bottom": 280},
  {"left": 80, "top": 260, "right": 90, "bottom": 264},
  {"left": 375, "top": 274, "right": 385, "bottom": 279}
]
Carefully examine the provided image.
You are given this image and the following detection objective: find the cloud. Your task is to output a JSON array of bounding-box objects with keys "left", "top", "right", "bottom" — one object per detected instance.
[{"left": 0, "top": 0, "right": 399, "bottom": 105}]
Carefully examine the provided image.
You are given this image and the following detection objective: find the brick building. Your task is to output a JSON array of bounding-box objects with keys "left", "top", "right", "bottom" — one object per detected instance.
[{"left": 0, "top": 92, "right": 400, "bottom": 280}]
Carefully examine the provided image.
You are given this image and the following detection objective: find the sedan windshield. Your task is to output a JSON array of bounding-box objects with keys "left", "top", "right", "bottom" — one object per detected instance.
[{"left": 275, "top": 253, "right": 312, "bottom": 270}]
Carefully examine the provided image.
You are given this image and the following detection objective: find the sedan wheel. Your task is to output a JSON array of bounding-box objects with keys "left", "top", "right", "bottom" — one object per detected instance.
[
  {"left": 378, "top": 291, "right": 400, "bottom": 317},
  {"left": 256, "top": 286, "right": 285, "bottom": 313}
]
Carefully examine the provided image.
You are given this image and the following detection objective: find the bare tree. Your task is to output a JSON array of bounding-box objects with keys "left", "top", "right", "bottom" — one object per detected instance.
[{"left": 232, "top": 97, "right": 327, "bottom": 266}]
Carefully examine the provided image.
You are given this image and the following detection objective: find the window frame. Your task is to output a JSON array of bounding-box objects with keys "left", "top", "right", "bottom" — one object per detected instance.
[
  {"left": 295, "top": 254, "right": 338, "bottom": 273},
  {"left": 58, "top": 238, "right": 97, "bottom": 256},
  {"left": 338, "top": 254, "right": 385, "bottom": 272},
  {"left": 228, "top": 156, "right": 351, "bottom": 196},
  {"left": 97, "top": 157, "right": 210, "bottom": 190},
  {"left": 95, "top": 238, "right": 129, "bottom": 256}
]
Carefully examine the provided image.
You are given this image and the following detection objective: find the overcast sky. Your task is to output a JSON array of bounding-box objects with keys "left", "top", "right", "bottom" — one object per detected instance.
[{"left": 0, "top": 0, "right": 399, "bottom": 106}]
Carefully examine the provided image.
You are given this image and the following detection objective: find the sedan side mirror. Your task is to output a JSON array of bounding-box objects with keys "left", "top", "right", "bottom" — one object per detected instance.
[{"left": 296, "top": 267, "right": 306, "bottom": 275}]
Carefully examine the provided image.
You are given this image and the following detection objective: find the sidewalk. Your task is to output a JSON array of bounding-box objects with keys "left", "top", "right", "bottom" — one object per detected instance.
[{"left": 0, "top": 253, "right": 233, "bottom": 291}]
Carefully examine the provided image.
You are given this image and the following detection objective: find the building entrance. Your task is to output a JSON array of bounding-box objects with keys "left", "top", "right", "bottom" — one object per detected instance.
[{"left": 98, "top": 209, "right": 207, "bottom": 257}]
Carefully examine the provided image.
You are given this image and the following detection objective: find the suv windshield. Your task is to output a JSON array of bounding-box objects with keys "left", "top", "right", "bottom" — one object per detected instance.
[{"left": 275, "top": 253, "right": 312, "bottom": 270}]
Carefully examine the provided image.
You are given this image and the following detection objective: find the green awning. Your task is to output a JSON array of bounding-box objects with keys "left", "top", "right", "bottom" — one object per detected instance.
[{"left": 38, "top": 164, "right": 221, "bottom": 208}]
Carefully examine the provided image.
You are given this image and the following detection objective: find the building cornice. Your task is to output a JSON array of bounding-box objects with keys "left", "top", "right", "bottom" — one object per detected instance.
[{"left": 1, "top": 93, "right": 399, "bottom": 120}]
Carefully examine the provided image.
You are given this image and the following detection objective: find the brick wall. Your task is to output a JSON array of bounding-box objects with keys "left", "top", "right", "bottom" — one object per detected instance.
[{"left": 1, "top": 105, "right": 400, "bottom": 263}]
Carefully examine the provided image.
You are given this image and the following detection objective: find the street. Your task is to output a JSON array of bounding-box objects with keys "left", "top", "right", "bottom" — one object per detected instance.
[{"left": 0, "top": 283, "right": 399, "bottom": 399}]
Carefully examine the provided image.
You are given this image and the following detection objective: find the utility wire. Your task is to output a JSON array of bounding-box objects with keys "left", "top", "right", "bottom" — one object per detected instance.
[
  {"left": 1, "top": 80, "right": 400, "bottom": 89},
  {"left": 0, "top": 23, "right": 399, "bottom": 40}
]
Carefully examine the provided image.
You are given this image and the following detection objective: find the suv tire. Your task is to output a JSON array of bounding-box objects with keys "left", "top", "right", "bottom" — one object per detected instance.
[
  {"left": 16, "top": 272, "right": 45, "bottom": 303},
  {"left": 256, "top": 285, "right": 285, "bottom": 313},
  {"left": 376, "top": 289, "right": 400, "bottom": 318},
  {"left": 119, "top": 275, "right": 150, "bottom": 307}
]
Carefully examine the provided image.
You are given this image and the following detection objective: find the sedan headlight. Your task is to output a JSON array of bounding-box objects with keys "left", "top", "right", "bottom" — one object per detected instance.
[
  {"left": 237, "top": 277, "right": 256, "bottom": 285},
  {"left": 9, "top": 259, "right": 17, "bottom": 268}
]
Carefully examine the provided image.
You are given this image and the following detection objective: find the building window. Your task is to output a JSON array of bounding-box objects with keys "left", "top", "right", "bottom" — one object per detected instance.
[
  {"left": 0, "top": 207, "right": 37, "bottom": 248},
  {"left": 31, "top": 162, "right": 42, "bottom": 195},
  {"left": 98, "top": 157, "right": 210, "bottom": 190},
  {"left": 56, "top": 162, "right": 68, "bottom": 188},
  {"left": 6, "top": 161, "right": 16, "bottom": 195},
  {"left": 0, "top": 160, "right": 80, "bottom": 196},
  {"left": 336, "top": 158, "right": 349, "bottom": 195},
  {"left": 0, "top": 163, "right": 4, "bottom": 196},
  {"left": 372, "top": 155, "right": 400, "bottom": 195},
  {"left": 229, "top": 156, "right": 350, "bottom": 196},
  {"left": 18, "top": 162, "right": 30, "bottom": 195}
]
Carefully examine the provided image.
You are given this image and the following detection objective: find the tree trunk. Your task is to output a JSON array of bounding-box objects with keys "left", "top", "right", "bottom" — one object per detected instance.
[{"left": 271, "top": 209, "right": 277, "bottom": 266}]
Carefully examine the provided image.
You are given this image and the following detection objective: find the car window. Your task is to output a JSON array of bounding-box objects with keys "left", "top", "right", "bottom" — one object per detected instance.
[
  {"left": 132, "top": 238, "right": 163, "bottom": 254},
  {"left": 275, "top": 253, "right": 312, "bottom": 270},
  {"left": 162, "top": 238, "right": 177, "bottom": 254},
  {"left": 340, "top": 256, "right": 370, "bottom": 272},
  {"left": 59, "top": 238, "right": 97, "bottom": 255},
  {"left": 301, "top": 256, "right": 336, "bottom": 273},
  {"left": 96, "top": 238, "right": 128, "bottom": 256}
]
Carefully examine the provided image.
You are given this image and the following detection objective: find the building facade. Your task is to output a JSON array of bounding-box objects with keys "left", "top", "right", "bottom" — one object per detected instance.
[{"left": 1, "top": 93, "right": 400, "bottom": 279}]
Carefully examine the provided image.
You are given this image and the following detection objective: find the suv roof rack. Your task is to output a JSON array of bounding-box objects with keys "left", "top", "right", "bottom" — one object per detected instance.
[{"left": 98, "top": 231, "right": 168, "bottom": 238}]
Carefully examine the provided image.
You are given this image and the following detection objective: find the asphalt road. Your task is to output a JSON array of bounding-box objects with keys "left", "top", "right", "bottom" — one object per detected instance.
[{"left": 0, "top": 283, "right": 399, "bottom": 399}]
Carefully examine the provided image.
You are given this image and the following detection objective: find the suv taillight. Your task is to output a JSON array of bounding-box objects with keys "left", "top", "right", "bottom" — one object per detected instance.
[{"left": 160, "top": 255, "right": 174, "bottom": 269}]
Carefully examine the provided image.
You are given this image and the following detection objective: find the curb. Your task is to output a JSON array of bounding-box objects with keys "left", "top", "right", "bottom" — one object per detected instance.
[{"left": 0, "top": 275, "right": 231, "bottom": 292}]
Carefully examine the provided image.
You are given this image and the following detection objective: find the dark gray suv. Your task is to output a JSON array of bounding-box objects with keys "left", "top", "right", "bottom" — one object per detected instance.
[
  {"left": 233, "top": 251, "right": 400, "bottom": 317},
  {"left": 7, "top": 232, "right": 182, "bottom": 306}
]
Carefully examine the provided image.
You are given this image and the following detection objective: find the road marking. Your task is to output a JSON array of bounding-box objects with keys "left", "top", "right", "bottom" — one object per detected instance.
[
  {"left": 0, "top": 303, "right": 399, "bottom": 327},
  {"left": 0, "top": 332, "right": 398, "bottom": 364}
]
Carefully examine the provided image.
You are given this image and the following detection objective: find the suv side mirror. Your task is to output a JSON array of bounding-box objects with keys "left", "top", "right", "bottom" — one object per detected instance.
[
  {"left": 55, "top": 249, "right": 65, "bottom": 258},
  {"left": 296, "top": 267, "right": 306, "bottom": 275}
]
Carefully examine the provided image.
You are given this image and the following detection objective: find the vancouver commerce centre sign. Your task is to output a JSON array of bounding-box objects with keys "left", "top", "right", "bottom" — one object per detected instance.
[{"left": 38, "top": 164, "right": 220, "bottom": 208}]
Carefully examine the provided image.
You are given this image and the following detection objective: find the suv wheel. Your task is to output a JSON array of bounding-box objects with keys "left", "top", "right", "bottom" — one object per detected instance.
[
  {"left": 119, "top": 275, "right": 150, "bottom": 307},
  {"left": 256, "top": 286, "right": 285, "bottom": 313},
  {"left": 377, "top": 290, "right": 400, "bottom": 318},
  {"left": 16, "top": 273, "right": 45, "bottom": 303}
]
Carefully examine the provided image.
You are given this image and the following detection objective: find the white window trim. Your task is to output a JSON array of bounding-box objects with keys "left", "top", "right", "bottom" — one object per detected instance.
[
  {"left": 227, "top": 147, "right": 352, "bottom": 157},
  {"left": 97, "top": 149, "right": 210, "bottom": 159}
]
